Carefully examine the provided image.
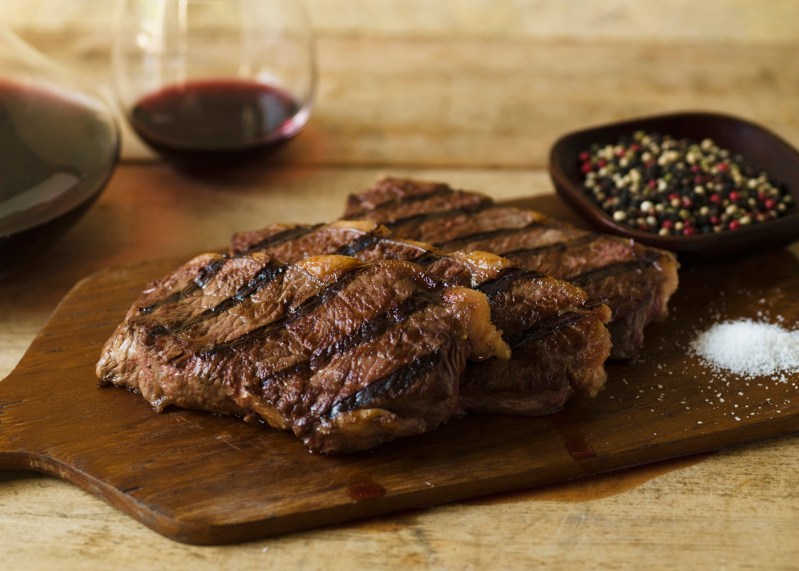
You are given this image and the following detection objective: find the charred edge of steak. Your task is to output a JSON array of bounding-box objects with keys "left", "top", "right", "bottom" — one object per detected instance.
[
  {"left": 346, "top": 182, "right": 456, "bottom": 218},
  {"left": 325, "top": 351, "right": 444, "bottom": 419},
  {"left": 501, "top": 233, "right": 598, "bottom": 258},
  {"left": 138, "top": 256, "right": 230, "bottom": 314},
  {"left": 309, "top": 290, "right": 441, "bottom": 369},
  {"left": 384, "top": 201, "right": 493, "bottom": 229},
  {"left": 238, "top": 223, "right": 325, "bottom": 255},
  {"left": 146, "top": 258, "right": 288, "bottom": 337}
]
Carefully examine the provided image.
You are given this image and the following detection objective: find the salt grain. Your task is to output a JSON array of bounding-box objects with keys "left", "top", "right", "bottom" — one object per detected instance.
[{"left": 692, "top": 319, "right": 799, "bottom": 378}]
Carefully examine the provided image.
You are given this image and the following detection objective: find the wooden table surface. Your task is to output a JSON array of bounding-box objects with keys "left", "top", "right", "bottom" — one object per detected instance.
[{"left": 2, "top": 3, "right": 799, "bottom": 568}]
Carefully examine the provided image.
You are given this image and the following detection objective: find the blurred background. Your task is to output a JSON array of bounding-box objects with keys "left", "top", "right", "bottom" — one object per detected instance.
[
  {"left": 3, "top": 0, "right": 799, "bottom": 165},
  {"left": 4, "top": 0, "right": 799, "bottom": 42}
]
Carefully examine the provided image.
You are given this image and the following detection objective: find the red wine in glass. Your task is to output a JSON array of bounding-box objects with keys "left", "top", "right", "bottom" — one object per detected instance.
[
  {"left": 129, "top": 79, "right": 305, "bottom": 169},
  {"left": 0, "top": 81, "right": 119, "bottom": 277}
]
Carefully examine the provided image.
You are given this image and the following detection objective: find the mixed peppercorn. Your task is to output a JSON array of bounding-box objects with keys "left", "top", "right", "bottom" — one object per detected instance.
[{"left": 579, "top": 131, "right": 794, "bottom": 236}]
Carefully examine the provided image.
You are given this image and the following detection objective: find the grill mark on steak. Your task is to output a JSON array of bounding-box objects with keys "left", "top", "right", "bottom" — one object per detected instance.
[
  {"left": 98, "top": 253, "right": 510, "bottom": 453},
  {"left": 383, "top": 201, "right": 492, "bottom": 229},
  {"left": 202, "top": 258, "right": 287, "bottom": 314},
  {"left": 475, "top": 267, "right": 546, "bottom": 299},
  {"left": 326, "top": 351, "right": 443, "bottom": 419},
  {"left": 181, "top": 277, "right": 443, "bottom": 394},
  {"left": 247, "top": 360, "right": 313, "bottom": 398},
  {"left": 569, "top": 258, "right": 658, "bottom": 287},
  {"left": 346, "top": 184, "right": 455, "bottom": 218},
  {"left": 228, "top": 220, "right": 614, "bottom": 412},
  {"left": 204, "top": 264, "right": 375, "bottom": 354},
  {"left": 410, "top": 250, "right": 443, "bottom": 267},
  {"left": 309, "top": 290, "right": 440, "bottom": 368},
  {"left": 501, "top": 234, "right": 598, "bottom": 258},
  {"left": 255, "top": 272, "right": 477, "bottom": 437},
  {"left": 506, "top": 307, "right": 593, "bottom": 348},
  {"left": 474, "top": 267, "right": 602, "bottom": 349},
  {"left": 348, "top": 177, "right": 680, "bottom": 359},
  {"left": 203, "top": 321, "right": 281, "bottom": 354},
  {"left": 334, "top": 229, "right": 384, "bottom": 257},
  {"left": 433, "top": 221, "right": 545, "bottom": 250},
  {"left": 238, "top": 223, "right": 325, "bottom": 254},
  {"left": 146, "top": 258, "right": 288, "bottom": 337},
  {"left": 138, "top": 256, "right": 229, "bottom": 314},
  {"left": 195, "top": 256, "right": 231, "bottom": 287}
]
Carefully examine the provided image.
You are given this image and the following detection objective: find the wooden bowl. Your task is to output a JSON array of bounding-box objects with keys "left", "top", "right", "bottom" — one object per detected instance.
[{"left": 548, "top": 112, "right": 799, "bottom": 263}]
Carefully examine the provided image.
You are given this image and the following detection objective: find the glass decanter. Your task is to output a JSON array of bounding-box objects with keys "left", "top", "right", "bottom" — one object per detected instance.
[{"left": 0, "top": 25, "right": 120, "bottom": 277}]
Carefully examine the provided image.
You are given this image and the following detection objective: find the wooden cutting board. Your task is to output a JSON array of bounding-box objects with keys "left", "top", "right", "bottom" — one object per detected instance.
[{"left": 2, "top": 198, "right": 799, "bottom": 545}]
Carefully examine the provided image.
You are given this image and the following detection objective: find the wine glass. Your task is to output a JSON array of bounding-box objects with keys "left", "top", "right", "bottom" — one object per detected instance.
[{"left": 112, "top": 0, "right": 316, "bottom": 169}]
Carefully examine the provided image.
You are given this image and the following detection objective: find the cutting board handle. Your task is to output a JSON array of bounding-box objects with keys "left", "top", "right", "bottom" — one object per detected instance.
[
  {"left": 0, "top": 349, "right": 89, "bottom": 475},
  {"left": 0, "top": 263, "right": 161, "bottom": 476},
  {"left": 0, "top": 376, "right": 37, "bottom": 470}
]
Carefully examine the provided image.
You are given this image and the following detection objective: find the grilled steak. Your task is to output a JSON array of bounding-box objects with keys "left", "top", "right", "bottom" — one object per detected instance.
[
  {"left": 97, "top": 251, "right": 509, "bottom": 453},
  {"left": 344, "top": 177, "right": 680, "bottom": 359},
  {"left": 231, "top": 220, "right": 612, "bottom": 415}
]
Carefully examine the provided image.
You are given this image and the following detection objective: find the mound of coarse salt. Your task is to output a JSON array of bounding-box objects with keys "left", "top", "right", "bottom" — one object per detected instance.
[{"left": 691, "top": 319, "right": 799, "bottom": 378}]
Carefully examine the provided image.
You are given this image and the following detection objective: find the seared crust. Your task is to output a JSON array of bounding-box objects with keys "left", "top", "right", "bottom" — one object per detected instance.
[
  {"left": 97, "top": 252, "right": 508, "bottom": 453},
  {"left": 232, "top": 220, "right": 613, "bottom": 415},
  {"left": 344, "top": 177, "right": 679, "bottom": 359}
]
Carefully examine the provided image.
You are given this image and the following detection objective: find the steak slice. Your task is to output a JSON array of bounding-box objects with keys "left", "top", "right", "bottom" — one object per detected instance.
[
  {"left": 97, "top": 251, "right": 509, "bottom": 453},
  {"left": 344, "top": 177, "right": 680, "bottom": 359},
  {"left": 231, "top": 220, "right": 612, "bottom": 415}
]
